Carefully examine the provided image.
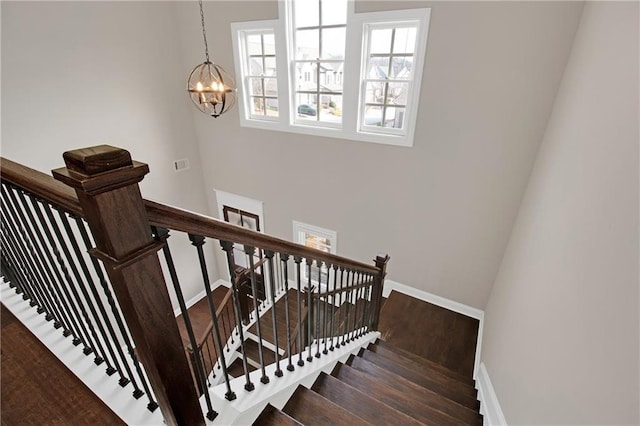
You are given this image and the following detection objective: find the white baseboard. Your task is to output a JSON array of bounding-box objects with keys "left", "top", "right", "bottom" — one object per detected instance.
[
  {"left": 383, "top": 279, "right": 483, "bottom": 320},
  {"left": 382, "top": 279, "right": 485, "bottom": 382},
  {"left": 476, "top": 363, "right": 508, "bottom": 425},
  {"left": 173, "top": 279, "right": 230, "bottom": 317}
]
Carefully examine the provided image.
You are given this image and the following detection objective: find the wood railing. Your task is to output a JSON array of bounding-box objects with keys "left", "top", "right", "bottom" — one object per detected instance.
[{"left": 0, "top": 145, "right": 390, "bottom": 425}]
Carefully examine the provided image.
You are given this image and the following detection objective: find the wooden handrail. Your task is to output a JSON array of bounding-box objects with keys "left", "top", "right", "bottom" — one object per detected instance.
[
  {"left": 145, "top": 200, "right": 380, "bottom": 275},
  {"left": 1, "top": 157, "right": 82, "bottom": 216},
  {"left": 1, "top": 156, "right": 380, "bottom": 276}
]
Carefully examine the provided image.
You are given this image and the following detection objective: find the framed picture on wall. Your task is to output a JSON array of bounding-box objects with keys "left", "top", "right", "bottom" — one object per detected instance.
[{"left": 223, "top": 206, "right": 260, "bottom": 232}]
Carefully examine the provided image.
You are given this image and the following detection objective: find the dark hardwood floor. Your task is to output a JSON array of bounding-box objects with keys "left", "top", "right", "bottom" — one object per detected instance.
[
  {"left": 378, "top": 290, "right": 479, "bottom": 378},
  {"left": 0, "top": 305, "right": 124, "bottom": 425}
]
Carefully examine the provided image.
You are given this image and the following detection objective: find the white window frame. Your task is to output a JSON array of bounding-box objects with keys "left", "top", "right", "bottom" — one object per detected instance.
[
  {"left": 231, "top": 3, "right": 431, "bottom": 148},
  {"left": 293, "top": 221, "right": 337, "bottom": 287}
]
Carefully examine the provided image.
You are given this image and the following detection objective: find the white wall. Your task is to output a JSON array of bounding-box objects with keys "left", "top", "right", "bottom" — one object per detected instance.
[
  {"left": 1, "top": 1, "right": 218, "bottom": 305},
  {"left": 173, "top": 0, "right": 584, "bottom": 309},
  {"left": 481, "top": 2, "right": 639, "bottom": 423}
]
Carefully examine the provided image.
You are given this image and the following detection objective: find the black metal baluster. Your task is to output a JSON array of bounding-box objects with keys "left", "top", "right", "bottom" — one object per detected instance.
[
  {"left": 40, "top": 201, "right": 98, "bottom": 357},
  {"left": 280, "top": 254, "right": 294, "bottom": 372},
  {"left": 27, "top": 195, "right": 90, "bottom": 347},
  {"left": 336, "top": 267, "right": 345, "bottom": 348},
  {"left": 344, "top": 269, "right": 353, "bottom": 344},
  {"left": 322, "top": 266, "right": 329, "bottom": 355},
  {"left": 0, "top": 224, "right": 37, "bottom": 305},
  {"left": 315, "top": 261, "right": 322, "bottom": 359},
  {"left": 359, "top": 276, "right": 369, "bottom": 338},
  {"left": 306, "top": 258, "right": 313, "bottom": 363},
  {"left": 46, "top": 205, "right": 106, "bottom": 363},
  {"left": 152, "top": 227, "right": 216, "bottom": 420},
  {"left": 245, "top": 245, "right": 269, "bottom": 384},
  {"left": 10, "top": 189, "right": 81, "bottom": 335},
  {"left": 220, "top": 241, "right": 254, "bottom": 392},
  {"left": 0, "top": 221, "right": 40, "bottom": 307},
  {"left": 76, "top": 218, "right": 154, "bottom": 405},
  {"left": 1, "top": 187, "right": 66, "bottom": 328},
  {"left": 329, "top": 266, "right": 338, "bottom": 351},
  {"left": 69, "top": 214, "right": 132, "bottom": 381},
  {"left": 294, "top": 256, "right": 304, "bottom": 367},
  {"left": 265, "top": 250, "right": 283, "bottom": 377},
  {"left": 189, "top": 234, "right": 237, "bottom": 400},
  {"left": 58, "top": 210, "right": 118, "bottom": 370},
  {"left": 351, "top": 272, "right": 364, "bottom": 340},
  {"left": 347, "top": 271, "right": 360, "bottom": 340},
  {"left": 0, "top": 187, "right": 33, "bottom": 304}
]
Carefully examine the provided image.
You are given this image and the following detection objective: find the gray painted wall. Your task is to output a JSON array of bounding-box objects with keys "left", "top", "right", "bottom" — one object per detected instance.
[
  {"left": 1, "top": 1, "right": 218, "bottom": 306},
  {"left": 481, "top": 2, "right": 639, "bottom": 423},
  {"left": 174, "top": 1, "right": 583, "bottom": 309}
]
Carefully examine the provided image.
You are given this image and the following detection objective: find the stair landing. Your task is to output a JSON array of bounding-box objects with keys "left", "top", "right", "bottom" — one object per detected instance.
[{"left": 378, "top": 290, "right": 479, "bottom": 378}]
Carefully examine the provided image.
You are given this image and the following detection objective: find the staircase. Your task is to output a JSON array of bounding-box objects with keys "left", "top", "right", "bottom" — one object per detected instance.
[{"left": 254, "top": 291, "right": 483, "bottom": 425}]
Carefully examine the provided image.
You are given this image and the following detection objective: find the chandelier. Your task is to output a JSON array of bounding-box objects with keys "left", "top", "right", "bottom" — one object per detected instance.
[{"left": 187, "top": 0, "right": 237, "bottom": 118}]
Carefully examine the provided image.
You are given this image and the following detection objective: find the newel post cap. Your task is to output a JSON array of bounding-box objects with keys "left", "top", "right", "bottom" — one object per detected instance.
[{"left": 52, "top": 145, "right": 149, "bottom": 195}]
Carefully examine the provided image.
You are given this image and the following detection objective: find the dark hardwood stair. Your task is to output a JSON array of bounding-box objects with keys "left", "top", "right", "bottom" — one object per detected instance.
[
  {"left": 254, "top": 404, "right": 302, "bottom": 426},
  {"left": 253, "top": 339, "right": 482, "bottom": 425},
  {"left": 282, "top": 386, "right": 369, "bottom": 425},
  {"left": 253, "top": 291, "right": 482, "bottom": 425}
]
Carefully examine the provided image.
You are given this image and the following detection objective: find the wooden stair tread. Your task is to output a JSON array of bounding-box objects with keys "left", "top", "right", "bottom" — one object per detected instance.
[
  {"left": 331, "top": 363, "right": 473, "bottom": 425},
  {"left": 342, "top": 357, "right": 482, "bottom": 424},
  {"left": 254, "top": 404, "right": 302, "bottom": 425},
  {"left": 282, "top": 385, "right": 370, "bottom": 425},
  {"left": 373, "top": 339, "right": 475, "bottom": 386},
  {"left": 227, "top": 357, "right": 255, "bottom": 378},
  {"left": 311, "top": 372, "right": 422, "bottom": 426},
  {"left": 359, "top": 348, "right": 479, "bottom": 408},
  {"left": 240, "top": 339, "right": 277, "bottom": 365}
]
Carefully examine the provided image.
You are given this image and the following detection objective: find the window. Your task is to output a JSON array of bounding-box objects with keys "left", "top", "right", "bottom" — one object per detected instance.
[
  {"left": 293, "top": 221, "right": 336, "bottom": 286},
  {"left": 231, "top": 2, "right": 431, "bottom": 147},
  {"left": 291, "top": 0, "right": 346, "bottom": 127},
  {"left": 231, "top": 21, "right": 284, "bottom": 125}
]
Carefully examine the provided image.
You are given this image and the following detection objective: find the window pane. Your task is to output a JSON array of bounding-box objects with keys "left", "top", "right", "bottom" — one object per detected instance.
[
  {"left": 319, "top": 94, "right": 342, "bottom": 124},
  {"left": 319, "top": 62, "right": 343, "bottom": 92},
  {"left": 365, "top": 81, "right": 385, "bottom": 104},
  {"left": 247, "top": 34, "right": 262, "bottom": 55},
  {"left": 321, "top": 27, "right": 346, "bottom": 59},
  {"left": 393, "top": 27, "right": 417, "bottom": 54},
  {"left": 363, "top": 105, "right": 383, "bottom": 126},
  {"left": 264, "top": 57, "right": 277, "bottom": 76},
  {"left": 296, "top": 62, "right": 317, "bottom": 91},
  {"left": 249, "top": 78, "right": 263, "bottom": 95},
  {"left": 249, "top": 57, "right": 263, "bottom": 76},
  {"left": 384, "top": 106, "right": 405, "bottom": 129},
  {"left": 387, "top": 82, "right": 409, "bottom": 105},
  {"left": 264, "top": 78, "right": 277, "bottom": 96},
  {"left": 296, "top": 93, "right": 317, "bottom": 121},
  {"left": 263, "top": 33, "right": 276, "bottom": 55},
  {"left": 296, "top": 29, "right": 319, "bottom": 59},
  {"left": 367, "top": 57, "right": 390, "bottom": 79},
  {"left": 251, "top": 97, "right": 265, "bottom": 115},
  {"left": 321, "top": 0, "right": 347, "bottom": 26},
  {"left": 295, "top": 0, "right": 319, "bottom": 28},
  {"left": 265, "top": 98, "right": 279, "bottom": 116},
  {"left": 390, "top": 56, "right": 413, "bottom": 80},
  {"left": 370, "top": 28, "right": 392, "bottom": 54}
]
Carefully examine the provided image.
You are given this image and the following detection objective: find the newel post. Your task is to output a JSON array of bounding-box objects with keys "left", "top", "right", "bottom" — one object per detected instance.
[
  {"left": 372, "top": 254, "right": 390, "bottom": 330},
  {"left": 52, "top": 145, "right": 205, "bottom": 426}
]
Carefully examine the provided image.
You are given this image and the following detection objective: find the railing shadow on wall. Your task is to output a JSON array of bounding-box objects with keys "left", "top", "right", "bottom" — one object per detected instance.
[{"left": 0, "top": 145, "right": 389, "bottom": 425}]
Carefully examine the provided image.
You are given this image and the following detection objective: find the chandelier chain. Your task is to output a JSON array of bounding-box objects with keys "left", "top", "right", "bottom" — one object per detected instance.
[{"left": 198, "top": 0, "right": 210, "bottom": 63}]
